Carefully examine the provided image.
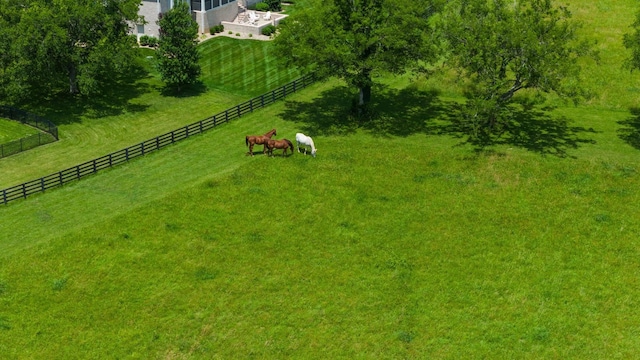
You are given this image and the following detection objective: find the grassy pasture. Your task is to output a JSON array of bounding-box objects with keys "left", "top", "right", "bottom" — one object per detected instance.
[
  {"left": 0, "top": 39, "right": 300, "bottom": 189},
  {"left": 1, "top": 0, "right": 640, "bottom": 358},
  {"left": 0, "top": 118, "right": 39, "bottom": 144}
]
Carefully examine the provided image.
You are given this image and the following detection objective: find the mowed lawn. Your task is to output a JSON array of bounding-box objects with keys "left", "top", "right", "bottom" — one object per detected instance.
[
  {"left": 2, "top": 0, "right": 640, "bottom": 358},
  {"left": 0, "top": 118, "right": 39, "bottom": 144}
]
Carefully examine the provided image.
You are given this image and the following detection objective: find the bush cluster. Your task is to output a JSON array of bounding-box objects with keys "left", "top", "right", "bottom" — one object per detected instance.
[
  {"left": 264, "top": 0, "right": 282, "bottom": 11},
  {"left": 255, "top": 2, "right": 269, "bottom": 11},
  {"left": 261, "top": 24, "right": 276, "bottom": 37},
  {"left": 209, "top": 24, "right": 225, "bottom": 35},
  {"left": 139, "top": 35, "right": 159, "bottom": 48}
]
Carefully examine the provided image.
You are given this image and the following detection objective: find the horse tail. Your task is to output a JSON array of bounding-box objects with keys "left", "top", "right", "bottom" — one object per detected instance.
[
  {"left": 245, "top": 136, "right": 249, "bottom": 147},
  {"left": 286, "top": 139, "right": 294, "bottom": 152}
]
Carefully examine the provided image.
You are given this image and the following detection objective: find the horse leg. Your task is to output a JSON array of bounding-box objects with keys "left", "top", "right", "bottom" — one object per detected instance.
[{"left": 249, "top": 143, "right": 254, "bottom": 156}]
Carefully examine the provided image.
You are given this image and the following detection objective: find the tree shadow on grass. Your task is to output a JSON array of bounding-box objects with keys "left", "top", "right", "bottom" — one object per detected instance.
[
  {"left": 617, "top": 108, "right": 640, "bottom": 150},
  {"left": 278, "top": 83, "right": 451, "bottom": 137},
  {"left": 458, "top": 106, "right": 598, "bottom": 158},
  {"left": 159, "top": 81, "right": 208, "bottom": 98},
  {"left": 15, "top": 64, "right": 154, "bottom": 125},
  {"left": 278, "top": 82, "right": 597, "bottom": 157}
]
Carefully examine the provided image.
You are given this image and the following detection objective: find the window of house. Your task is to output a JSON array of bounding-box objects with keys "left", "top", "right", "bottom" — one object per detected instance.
[
  {"left": 205, "top": 0, "right": 212, "bottom": 10},
  {"left": 213, "top": 0, "right": 220, "bottom": 7},
  {"left": 191, "top": 0, "right": 201, "bottom": 10},
  {"left": 137, "top": 24, "right": 145, "bottom": 34}
]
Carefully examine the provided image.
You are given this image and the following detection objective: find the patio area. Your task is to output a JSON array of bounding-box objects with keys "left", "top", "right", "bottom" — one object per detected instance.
[{"left": 221, "top": 10, "right": 288, "bottom": 36}]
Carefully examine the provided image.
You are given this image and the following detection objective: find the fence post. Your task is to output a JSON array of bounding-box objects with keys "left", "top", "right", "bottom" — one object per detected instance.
[
  {"left": 293, "top": 80, "right": 297, "bottom": 93},
  {"left": 125, "top": 148, "right": 129, "bottom": 160},
  {"left": 141, "top": 142, "right": 145, "bottom": 156},
  {"left": 109, "top": 153, "right": 113, "bottom": 167},
  {"left": 59, "top": 171, "right": 63, "bottom": 186},
  {"left": 2, "top": 189, "right": 6, "bottom": 204},
  {"left": 41, "top": 177, "right": 45, "bottom": 192},
  {"left": 225, "top": 110, "right": 229, "bottom": 123},
  {"left": 93, "top": 159, "right": 97, "bottom": 173},
  {"left": 22, "top": 183, "right": 26, "bottom": 199},
  {"left": 213, "top": 115, "right": 217, "bottom": 126},
  {"left": 261, "top": 94, "right": 264, "bottom": 107},
  {"left": 250, "top": 98, "right": 253, "bottom": 112}
]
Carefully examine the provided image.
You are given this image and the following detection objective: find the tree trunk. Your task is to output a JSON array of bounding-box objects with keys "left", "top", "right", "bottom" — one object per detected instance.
[
  {"left": 358, "top": 84, "right": 371, "bottom": 106},
  {"left": 68, "top": 65, "right": 79, "bottom": 94}
]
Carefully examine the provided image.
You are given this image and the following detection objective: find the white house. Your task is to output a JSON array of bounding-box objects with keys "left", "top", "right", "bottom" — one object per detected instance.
[{"left": 135, "top": 0, "right": 260, "bottom": 38}]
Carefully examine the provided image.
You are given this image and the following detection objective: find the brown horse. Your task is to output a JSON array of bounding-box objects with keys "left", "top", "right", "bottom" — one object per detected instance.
[
  {"left": 245, "top": 128, "right": 277, "bottom": 156},
  {"left": 266, "top": 139, "right": 294, "bottom": 157}
]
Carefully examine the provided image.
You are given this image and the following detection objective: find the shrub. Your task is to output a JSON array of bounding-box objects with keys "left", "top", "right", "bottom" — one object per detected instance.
[
  {"left": 256, "top": 2, "right": 269, "bottom": 11},
  {"left": 261, "top": 24, "right": 276, "bottom": 36},
  {"left": 147, "top": 36, "right": 159, "bottom": 47},
  {"left": 139, "top": 35, "right": 159, "bottom": 48},
  {"left": 127, "top": 34, "right": 139, "bottom": 47},
  {"left": 265, "top": 0, "right": 281, "bottom": 11},
  {"left": 209, "top": 24, "right": 224, "bottom": 34},
  {"left": 139, "top": 35, "right": 151, "bottom": 46}
]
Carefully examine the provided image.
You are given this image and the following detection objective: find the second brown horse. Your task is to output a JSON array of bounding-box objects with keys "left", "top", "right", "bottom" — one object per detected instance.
[
  {"left": 266, "top": 139, "right": 294, "bottom": 157},
  {"left": 245, "top": 128, "right": 277, "bottom": 156}
]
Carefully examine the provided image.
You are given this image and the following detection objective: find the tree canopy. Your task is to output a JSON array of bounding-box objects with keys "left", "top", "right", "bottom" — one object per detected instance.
[
  {"left": 274, "top": 0, "right": 442, "bottom": 112},
  {"left": 439, "top": 0, "right": 592, "bottom": 138},
  {"left": 0, "top": 0, "right": 141, "bottom": 102},
  {"left": 155, "top": 1, "right": 201, "bottom": 92}
]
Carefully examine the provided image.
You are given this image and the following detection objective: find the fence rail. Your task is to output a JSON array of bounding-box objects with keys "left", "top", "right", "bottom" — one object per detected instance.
[
  {"left": 0, "top": 105, "right": 59, "bottom": 159},
  {"left": 1, "top": 73, "right": 315, "bottom": 205}
]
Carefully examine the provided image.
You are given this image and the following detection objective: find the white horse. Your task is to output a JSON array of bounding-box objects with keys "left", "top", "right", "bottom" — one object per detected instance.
[{"left": 295, "top": 133, "right": 317, "bottom": 157}]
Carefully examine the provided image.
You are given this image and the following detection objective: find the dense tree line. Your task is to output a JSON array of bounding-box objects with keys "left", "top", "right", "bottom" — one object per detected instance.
[
  {"left": 0, "top": 0, "right": 142, "bottom": 102},
  {"left": 0, "top": 0, "right": 200, "bottom": 103}
]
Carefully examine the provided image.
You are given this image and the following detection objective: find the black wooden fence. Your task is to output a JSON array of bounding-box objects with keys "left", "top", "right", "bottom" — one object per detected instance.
[
  {"left": 0, "top": 105, "right": 59, "bottom": 159},
  {"left": 0, "top": 73, "right": 315, "bottom": 205}
]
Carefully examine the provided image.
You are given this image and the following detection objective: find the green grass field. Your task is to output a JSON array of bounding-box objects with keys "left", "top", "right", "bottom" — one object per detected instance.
[
  {"left": 0, "top": 118, "right": 39, "bottom": 144},
  {"left": 1, "top": 0, "right": 640, "bottom": 358}
]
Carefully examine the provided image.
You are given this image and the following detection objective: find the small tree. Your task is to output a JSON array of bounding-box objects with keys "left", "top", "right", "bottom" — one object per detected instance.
[
  {"left": 440, "top": 0, "right": 592, "bottom": 138},
  {"left": 624, "top": 10, "right": 640, "bottom": 71},
  {"left": 156, "top": 1, "right": 201, "bottom": 92}
]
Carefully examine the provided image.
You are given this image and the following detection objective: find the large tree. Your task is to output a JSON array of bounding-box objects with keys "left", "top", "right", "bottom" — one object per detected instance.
[
  {"left": 155, "top": 1, "right": 201, "bottom": 92},
  {"left": 274, "top": 0, "right": 442, "bottom": 111},
  {"left": 440, "top": 0, "right": 591, "bottom": 137},
  {"left": 0, "top": 0, "right": 141, "bottom": 101}
]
